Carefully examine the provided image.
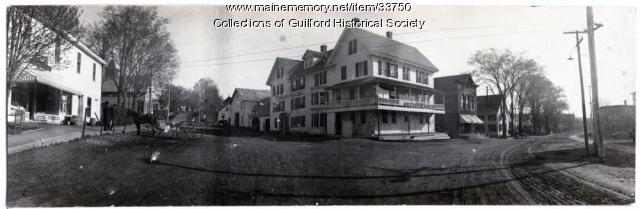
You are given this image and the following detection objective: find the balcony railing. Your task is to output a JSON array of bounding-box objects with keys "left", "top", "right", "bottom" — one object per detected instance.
[{"left": 326, "top": 97, "right": 444, "bottom": 111}]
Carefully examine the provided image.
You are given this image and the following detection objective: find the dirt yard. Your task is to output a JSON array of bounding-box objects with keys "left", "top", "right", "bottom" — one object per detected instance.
[{"left": 6, "top": 131, "right": 635, "bottom": 206}]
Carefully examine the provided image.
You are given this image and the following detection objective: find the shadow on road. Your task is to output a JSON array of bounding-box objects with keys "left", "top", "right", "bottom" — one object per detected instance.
[{"left": 533, "top": 147, "right": 634, "bottom": 168}]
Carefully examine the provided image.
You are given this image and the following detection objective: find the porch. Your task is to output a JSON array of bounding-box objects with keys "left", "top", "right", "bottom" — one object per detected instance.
[
  {"left": 10, "top": 74, "right": 90, "bottom": 124},
  {"left": 327, "top": 78, "right": 445, "bottom": 113}
]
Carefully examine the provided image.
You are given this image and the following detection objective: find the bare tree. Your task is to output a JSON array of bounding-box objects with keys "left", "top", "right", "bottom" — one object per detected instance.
[
  {"left": 6, "top": 6, "right": 82, "bottom": 106},
  {"left": 469, "top": 49, "right": 538, "bottom": 137},
  {"left": 86, "top": 6, "right": 178, "bottom": 110}
]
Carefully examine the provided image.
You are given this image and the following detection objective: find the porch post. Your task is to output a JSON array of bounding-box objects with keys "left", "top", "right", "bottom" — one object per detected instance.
[
  {"left": 407, "top": 112, "right": 411, "bottom": 135},
  {"left": 376, "top": 109, "right": 381, "bottom": 136}
]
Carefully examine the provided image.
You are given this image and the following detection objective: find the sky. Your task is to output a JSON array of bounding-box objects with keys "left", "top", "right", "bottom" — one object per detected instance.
[{"left": 80, "top": 5, "right": 636, "bottom": 117}]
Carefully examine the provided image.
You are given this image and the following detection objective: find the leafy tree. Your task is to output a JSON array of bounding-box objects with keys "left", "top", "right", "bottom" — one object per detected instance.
[
  {"left": 469, "top": 49, "right": 538, "bottom": 137},
  {"left": 192, "top": 78, "right": 224, "bottom": 122}
]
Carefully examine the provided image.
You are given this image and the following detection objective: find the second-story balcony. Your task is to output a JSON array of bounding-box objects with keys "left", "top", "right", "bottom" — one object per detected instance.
[
  {"left": 325, "top": 97, "right": 445, "bottom": 113},
  {"left": 324, "top": 77, "right": 445, "bottom": 113}
]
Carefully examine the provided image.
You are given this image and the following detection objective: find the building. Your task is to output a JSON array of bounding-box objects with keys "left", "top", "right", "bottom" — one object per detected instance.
[
  {"left": 477, "top": 94, "right": 510, "bottom": 137},
  {"left": 229, "top": 88, "right": 272, "bottom": 128},
  {"left": 9, "top": 20, "right": 105, "bottom": 124},
  {"left": 598, "top": 104, "right": 635, "bottom": 138},
  {"left": 216, "top": 96, "right": 232, "bottom": 125},
  {"left": 250, "top": 97, "right": 271, "bottom": 131},
  {"left": 434, "top": 74, "right": 483, "bottom": 138},
  {"left": 101, "top": 60, "right": 162, "bottom": 115},
  {"left": 266, "top": 28, "right": 448, "bottom": 140}
]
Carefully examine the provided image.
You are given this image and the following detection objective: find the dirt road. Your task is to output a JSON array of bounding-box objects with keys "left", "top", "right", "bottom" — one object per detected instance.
[{"left": 6, "top": 132, "right": 635, "bottom": 206}]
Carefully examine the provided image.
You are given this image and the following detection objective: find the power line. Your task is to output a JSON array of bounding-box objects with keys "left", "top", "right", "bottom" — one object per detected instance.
[
  {"left": 180, "top": 29, "right": 561, "bottom": 68},
  {"left": 181, "top": 23, "right": 581, "bottom": 64}
]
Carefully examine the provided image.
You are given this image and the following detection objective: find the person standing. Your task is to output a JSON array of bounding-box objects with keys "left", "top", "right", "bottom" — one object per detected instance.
[{"left": 101, "top": 101, "right": 110, "bottom": 132}]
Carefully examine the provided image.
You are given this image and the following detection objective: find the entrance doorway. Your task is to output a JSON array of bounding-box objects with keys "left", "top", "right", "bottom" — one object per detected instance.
[{"left": 335, "top": 112, "right": 342, "bottom": 135}]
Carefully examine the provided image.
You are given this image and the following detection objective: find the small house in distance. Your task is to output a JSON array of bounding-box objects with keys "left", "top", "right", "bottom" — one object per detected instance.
[
  {"left": 229, "top": 88, "right": 272, "bottom": 128},
  {"left": 477, "top": 94, "right": 510, "bottom": 137},
  {"left": 250, "top": 97, "right": 271, "bottom": 132}
]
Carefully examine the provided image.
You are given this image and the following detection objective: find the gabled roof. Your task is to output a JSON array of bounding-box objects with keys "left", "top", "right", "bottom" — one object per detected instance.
[
  {"left": 222, "top": 96, "right": 232, "bottom": 106},
  {"left": 102, "top": 79, "right": 118, "bottom": 92},
  {"left": 232, "top": 88, "right": 272, "bottom": 102},
  {"left": 302, "top": 50, "right": 323, "bottom": 58},
  {"left": 477, "top": 94, "right": 503, "bottom": 114},
  {"left": 265, "top": 57, "right": 302, "bottom": 85},
  {"left": 434, "top": 74, "right": 478, "bottom": 89},
  {"left": 289, "top": 49, "right": 333, "bottom": 78},
  {"left": 251, "top": 97, "right": 271, "bottom": 117},
  {"left": 327, "top": 28, "right": 438, "bottom": 72}
]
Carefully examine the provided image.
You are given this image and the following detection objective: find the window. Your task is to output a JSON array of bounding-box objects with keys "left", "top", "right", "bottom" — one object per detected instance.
[
  {"left": 276, "top": 67, "right": 284, "bottom": 79},
  {"left": 341, "top": 66, "right": 347, "bottom": 80},
  {"left": 311, "top": 92, "right": 328, "bottom": 105},
  {"left": 312, "top": 113, "right": 327, "bottom": 128},
  {"left": 391, "top": 111, "right": 397, "bottom": 123},
  {"left": 273, "top": 101, "right": 285, "bottom": 112},
  {"left": 488, "top": 115, "right": 497, "bottom": 121},
  {"left": 377, "top": 60, "right": 383, "bottom": 75},
  {"left": 402, "top": 67, "right": 410, "bottom": 80},
  {"left": 348, "top": 39, "right": 358, "bottom": 55},
  {"left": 348, "top": 87, "right": 355, "bottom": 100},
  {"left": 350, "top": 112, "right": 356, "bottom": 122},
  {"left": 291, "top": 115, "right": 306, "bottom": 128},
  {"left": 304, "top": 58, "right": 313, "bottom": 68},
  {"left": 76, "top": 53, "right": 82, "bottom": 73},
  {"left": 425, "top": 73, "right": 430, "bottom": 85},
  {"left": 336, "top": 89, "right": 342, "bottom": 101},
  {"left": 314, "top": 71, "right": 327, "bottom": 86},
  {"left": 360, "top": 111, "right": 366, "bottom": 124},
  {"left": 386, "top": 63, "right": 398, "bottom": 78},
  {"left": 275, "top": 84, "right": 284, "bottom": 95},
  {"left": 382, "top": 111, "right": 388, "bottom": 123},
  {"left": 291, "top": 77, "right": 305, "bottom": 91},
  {"left": 417, "top": 71, "right": 429, "bottom": 85},
  {"left": 419, "top": 113, "right": 424, "bottom": 124},
  {"left": 416, "top": 71, "right": 430, "bottom": 85},
  {"left": 291, "top": 96, "right": 305, "bottom": 109},
  {"left": 355, "top": 61, "right": 368, "bottom": 77},
  {"left": 92, "top": 63, "right": 96, "bottom": 81}
]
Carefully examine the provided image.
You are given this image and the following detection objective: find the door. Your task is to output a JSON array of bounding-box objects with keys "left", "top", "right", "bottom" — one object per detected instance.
[
  {"left": 402, "top": 113, "right": 410, "bottom": 134},
  {"left": 234, "top": 113, "right": 240, "bottom": 127},
  {"left": 335, "top": 112, "right": 342, "bottom": 135},
  {"left": 279, "top": 112, "right": 289, "bottom": 135},
  {"left": 265, "top": 119, "right": 270, "bottom": 132},
  {"left": 77, "top": 95, "right": 84, "bottom": 118}
]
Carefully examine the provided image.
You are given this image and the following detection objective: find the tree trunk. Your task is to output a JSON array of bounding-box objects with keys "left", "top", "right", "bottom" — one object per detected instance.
[
  {"left": 518, "top": 102, "right": 524, "bottom": 134},
  {"left": 501, "top": 99, "right": 508, "bottom": 138}
]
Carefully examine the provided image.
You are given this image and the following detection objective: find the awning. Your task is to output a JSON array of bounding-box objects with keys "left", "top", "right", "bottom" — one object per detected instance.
[
  {"left": 35, "top": 75, "right": 84, "bottom": 95},
  {"left": 459, "top": 114, "right": 484, "bottom": 124}
]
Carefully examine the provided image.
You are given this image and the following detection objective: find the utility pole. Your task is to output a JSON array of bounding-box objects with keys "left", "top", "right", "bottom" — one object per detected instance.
[
  {"left": 563, "top": 30, "right": 590, "bottom": 155},
  {"left": 586, "top": 6, "right": 605, "bottom": 158},
  {"left": 167, "top": 86, "right": 171, "bottom": 123}
]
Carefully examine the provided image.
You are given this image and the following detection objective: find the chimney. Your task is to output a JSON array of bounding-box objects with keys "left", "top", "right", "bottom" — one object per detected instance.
[
  {"left": 320, "top": 45, "right": 327, "bottom": 53},
  {"left": 386, "top": 31, "right": 393, "bottom": 39}
]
